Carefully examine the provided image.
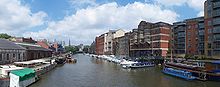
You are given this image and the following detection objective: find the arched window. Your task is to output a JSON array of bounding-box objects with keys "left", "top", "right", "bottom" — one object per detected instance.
[
  {"left": 0, "top": 54, "right": 2, "bottom": 61},
  {"left": 6, "top": 54, "right": 9, "bottom": 60}
]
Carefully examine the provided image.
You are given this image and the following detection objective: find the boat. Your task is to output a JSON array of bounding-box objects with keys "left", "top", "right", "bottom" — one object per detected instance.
[
  {"left": 120, "top": 60, "right": 138, "bottom": 68},
  {"left": 130, "top": 62, "right": 154, "bottom": 68},
  {"left": 66, "top": 57, "right": 77, "bottom": 63},
  {"left": 163, "top": 67, "right": 196, "bottom": 80},
  {"left": 164, "top": 60, "right": 220, "bottom": 81},
  {"left": 55, "top": 57, "right": 66, "bottom": 65}
]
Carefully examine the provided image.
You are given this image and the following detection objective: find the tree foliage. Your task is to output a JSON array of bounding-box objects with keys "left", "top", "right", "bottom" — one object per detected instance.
[
  {"left": 0, "top": 33, "right": 12, "bottom": 39},
  {"left": 83, "top": 45, "right": 90, "bottom": 53},
  {"left": 65, "top": 46, "right": 79, "bottom": 54}
]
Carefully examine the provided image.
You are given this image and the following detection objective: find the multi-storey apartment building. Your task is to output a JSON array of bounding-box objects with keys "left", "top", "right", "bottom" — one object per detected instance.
[
  {"left": 113, "top": 32, "right": 131, "bottom": 58},
  {"left": 185, "top": 17, "right": 205, "bottom": 56},
  {"left": 172, "top": 17, "right": 204, "bottom": 58},
  {"left": 204, "top": 0, "right": 220, "bottom": 58},
  {"left": 129, "top": 21, "right": 171, "bottom": 57},
  {"left": 172, "top": 22, "right": 186, "bottom": 57},
  {"left": 129, "top": 21, "right": 152, "bottom": 57},
  {"left": 104, "top": 29, "right": 125, "bottom": 55},
  {"left": 198, "top": 17, "right": 205, "bottom": 56}
]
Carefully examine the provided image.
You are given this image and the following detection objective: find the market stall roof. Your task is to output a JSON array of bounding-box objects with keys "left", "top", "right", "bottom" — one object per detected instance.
[{"left": 11, "top": 68, "right": 35, "bottom": 77}]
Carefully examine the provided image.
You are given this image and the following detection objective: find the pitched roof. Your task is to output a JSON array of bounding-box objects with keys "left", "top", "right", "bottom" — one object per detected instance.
[
  {"left": 18, "top": 43, "right": 52, "bottom": 52},
  {"left": 0, "top": 39, "right": 26, "bottom": 50}
]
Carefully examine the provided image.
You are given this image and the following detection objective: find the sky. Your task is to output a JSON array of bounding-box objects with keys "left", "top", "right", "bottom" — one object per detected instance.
[{"left": 0, "top": 0, "right": 206, "bottom": 45}]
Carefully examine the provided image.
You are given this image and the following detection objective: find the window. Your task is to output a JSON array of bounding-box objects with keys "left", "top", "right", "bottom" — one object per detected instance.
[
  {"left": 13, "top": 54, "right": 15, "bottom": 57},
  {"left": 199, "top": 30, "right": 204, "bottom": 35},
  {"left": 208, "top": 36, "right": 213, "bottom": 42},
  {"left": 213, "top": 26, "right": 220, "bottom": 33},
  {"left": 208, "top": 20, "right": 212, "bottom": 26},
  {"left": 213, "top": 9, "right": 220, "bottom": 17},
  {"left": 198, "top": 23, "right": 204, "bottom": 28},
  {"left": 208, "top": 50, "right": 212, "bottom": 56},
  {"left": 208, "top": 29, "right": 213, "bottom": 34},
  {"left": 18, "top": 54, "right": 21, "bottom": 60},
  {"left": 213, "top": 18, "right": 220, "bottom": 25},
  {"left": 214, "top": 34, "right": 220, "bottom": 41},
  {"left": 208, "top": 43, "right": 212, "bottom": 49},
  {"left": 0, "top": 54, "right": 2, "bottom": 61},
  {"left": 214, "top": 42, "right": 220, "bottom": 49},
  {"left": 213, "top": 1, "right": 220, "bottom": 8},
  {"left": 6, "top": 54, "right": 9, "bottom": 60},
  {"left": 188, "top": 32, "right": 191, "bottom": 37}
]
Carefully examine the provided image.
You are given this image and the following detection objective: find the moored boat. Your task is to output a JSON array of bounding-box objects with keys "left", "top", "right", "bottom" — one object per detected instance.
[
  {"left": 55, "top": 57, "right": 66, "bottom": 65},
  {"left": 163, "top": 67, "right": 196, "bottom": 80},
  {"left": 164, "top": 60, "right": 220, "bottom": 81},
  {"left": 130, "top": 62, "right": 154, "bottom": 68},
  {"left": 120, "top": 60, "right": 138, "bottom": 68},
  {"left": 66, "top": 57, "right": 77, "bottom": 63}
]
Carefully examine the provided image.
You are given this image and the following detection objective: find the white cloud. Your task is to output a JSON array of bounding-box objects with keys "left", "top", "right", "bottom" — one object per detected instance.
[
  {"left": 25, "top": 2, "right": 178, "bottom": 44},
  {"left": 156, "top": 0, "right": 187, "bottom": 6},
  {"left": 69, "top": 0, "right": 97, "bottom": 9},
  {"left": 197, "top": 11, "right": 204, "bottom": 17},
  {"left": 156, "top": 0, "right": 206, "bottom": 16},
  {"left": 0, "top": 0, "right": 47, "bottom": 35},
  {"left": 187, "top": 0, "right": 206, "bottom": 11}
]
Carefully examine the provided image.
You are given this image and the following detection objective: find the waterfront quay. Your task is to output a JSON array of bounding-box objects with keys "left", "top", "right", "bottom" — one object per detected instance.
[{"left": 30, "top": 54, "right": 220, "bottom": 87}]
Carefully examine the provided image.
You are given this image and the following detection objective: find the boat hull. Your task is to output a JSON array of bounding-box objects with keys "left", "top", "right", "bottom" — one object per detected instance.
[{"left": 163, "top": 68, "right": 196, "bottom": 80}]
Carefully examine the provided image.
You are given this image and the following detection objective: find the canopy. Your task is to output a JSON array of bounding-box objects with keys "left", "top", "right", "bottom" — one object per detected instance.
[{"left": 10, "top": 68, "right": 35, "bottom": 81}]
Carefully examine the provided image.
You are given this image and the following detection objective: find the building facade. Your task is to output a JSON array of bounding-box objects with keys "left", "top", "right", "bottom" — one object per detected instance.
[
  {"left": 185, "top": 17, "right": 205, "bottom": 56},
  {"left": 0, "top": 39, "right": 26, "bottom": 65},
  {"left": 113, "top": 32, "right": 130, "bottom": 58},
  {"left": 89, "top": 41, "right": 96, "bottom": 54},
  {"left": 104, "top": 29, "right": 125, "bottom": 55},
  {"left": 95, "top": 34, "right": 105, "bottom": 55},
  {"left": 10, "top": 37, "right": 37, "bottom": 44},
  {"left": 37, "top": 40, "right": 64, "bottom": 55},
  {"left": 16, "top": 43, "right": 52, "bottom": 61},
  {"left": 129, "top": 21, "right": 171, "bottom": 57},
  {"left": 172, "top": 17, "right": 205, "bottom": 58},
  {"left": 204, "top": 0, "right": 220, "bottom": 58},
  {"left": 172, "top": 22, "right": 186, "bottom": 57}
]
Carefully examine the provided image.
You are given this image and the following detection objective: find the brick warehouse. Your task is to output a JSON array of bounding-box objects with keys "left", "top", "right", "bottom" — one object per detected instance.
[{"left": 129, "top": 21, "right": 171, "bottom": 57}]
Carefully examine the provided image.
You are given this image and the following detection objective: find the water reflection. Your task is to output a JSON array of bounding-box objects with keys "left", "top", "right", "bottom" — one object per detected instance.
[{"left": 31, "top": 54, "right": 220, "bottom": 87}]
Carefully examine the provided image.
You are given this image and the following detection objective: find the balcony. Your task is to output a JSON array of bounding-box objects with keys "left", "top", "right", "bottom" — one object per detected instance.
[
  {"left": 213, "top": 9, "right": 220, "bottom": 18},
  {"left": 213, "top": 1, "right": 220, "bottom": 9},
  {"left": 213, "top": 17, "right": 220, "bottom": 26},
  {"left": 213, "top": 26, "right": 220, "bottom": 34}
]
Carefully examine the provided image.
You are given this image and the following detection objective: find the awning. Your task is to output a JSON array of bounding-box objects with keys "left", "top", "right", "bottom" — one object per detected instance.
[{"left": 10, "top": 68, "right": 36, "bottom": 81}]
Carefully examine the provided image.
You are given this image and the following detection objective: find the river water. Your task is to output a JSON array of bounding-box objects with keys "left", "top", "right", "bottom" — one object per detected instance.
[{"left": 30, "top": 54, "right": 220, "bottom": 87}]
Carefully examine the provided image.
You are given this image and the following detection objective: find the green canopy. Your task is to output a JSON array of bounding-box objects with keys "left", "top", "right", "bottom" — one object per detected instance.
[{"left": 11, "top": 68, "right": 36, "bottom": 81}]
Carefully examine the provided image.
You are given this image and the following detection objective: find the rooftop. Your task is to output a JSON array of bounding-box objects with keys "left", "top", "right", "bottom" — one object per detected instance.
[{"left": 0, "top": 39, "right": 26, "bottom": 50}]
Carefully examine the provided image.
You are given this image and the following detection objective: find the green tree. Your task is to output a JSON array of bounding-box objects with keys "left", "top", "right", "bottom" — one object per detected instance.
[
  {"left": 65, "top": 46, "right": 79, "bottom": 54},
  {"left": 83, "top": 45, "right": 90, "bottom": 53},
  {"left": 0, "top": 33, "right": 11, "bottom": 39}
]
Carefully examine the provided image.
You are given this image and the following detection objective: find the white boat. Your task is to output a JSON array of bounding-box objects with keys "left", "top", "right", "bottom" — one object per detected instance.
[
  {"left": 130, "top": 62, "right": 154, "bottom": 68},
  {"left": 120, "top": 59, "right": 138, "bottom": 68}
]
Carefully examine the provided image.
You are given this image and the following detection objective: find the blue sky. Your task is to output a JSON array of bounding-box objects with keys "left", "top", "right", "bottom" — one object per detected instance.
[
  {"left": 0, "top": 0, "right": 206, "bottom": 45},
  {"left": 23, "top": 0, "right": 199, "bottom": 22}
]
